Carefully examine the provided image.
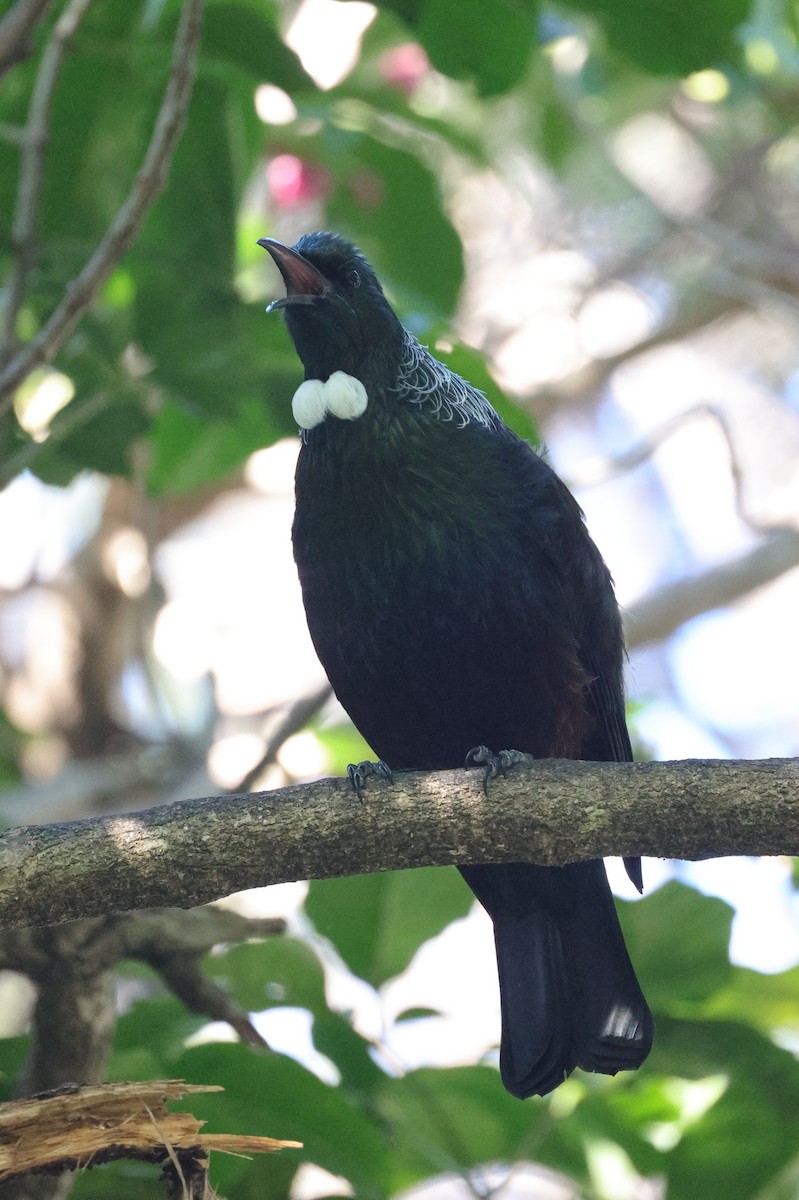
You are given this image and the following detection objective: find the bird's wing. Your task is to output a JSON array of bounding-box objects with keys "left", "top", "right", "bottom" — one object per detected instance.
[{"left": 509, "top": 442, "right": 643, "bottom": 890}]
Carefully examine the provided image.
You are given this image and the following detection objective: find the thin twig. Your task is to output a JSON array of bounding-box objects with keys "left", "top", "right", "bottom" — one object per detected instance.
[
  {"left": 624, "top": 526, "right": 799, "bottom": 648},
  {"left": 0, "top": 0, "right": 204, "bottom": 410},
  {"left": 0, "top": 0, "right": 53, "bottom": 82},
  {"left": 706, "top": 263, "right": 799, "bottom": 319},
  {"left": 527, "top": 108, "right": 794, "bottom": 421},
  {"left": 568, "top": 401, "right": 764, "bottom": 529},
  {"left": 567, "top": 404, "right": 731, "bottom": 488},
  {"left": 144, "top": 1102, "right": 190, "bottom": 1200},
  {"left": 530, "top": 293, "right": 743, "bottom": 417},
  {"left": 235, "top": 682, "right": 333, "bottom": 793},
  {"left": 151, "top": 954, "right": 272, "bottom": 1050},
  {"left": 0, "top": 0, "right": 95, "bottom": 370},
  {"left": 695, "top": 215, "right": 799, "bottom": 289}
]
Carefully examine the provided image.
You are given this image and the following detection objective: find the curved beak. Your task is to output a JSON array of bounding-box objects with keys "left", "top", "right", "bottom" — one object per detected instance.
[{"left": 258, "top": 238, "right": 331, "bottom": 311}]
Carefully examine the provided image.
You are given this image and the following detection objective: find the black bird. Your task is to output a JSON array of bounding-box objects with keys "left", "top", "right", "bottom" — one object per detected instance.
[{"left": 259, "top": 230, "right": 654, "bottom": 1099}]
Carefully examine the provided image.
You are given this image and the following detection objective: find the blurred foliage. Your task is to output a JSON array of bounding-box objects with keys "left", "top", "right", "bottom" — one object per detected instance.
[
  {"left": 3, "top": 0, "right": 799, "bottom": 495},
  {"left": 306, "top": 867, "right": 473, "bottom": 986},
  {"left": 3, "top": 0, "right": 799, "bottom": 1197},
  {"left": 3, "top": 882, "right": 799, "bottom": 1198}
]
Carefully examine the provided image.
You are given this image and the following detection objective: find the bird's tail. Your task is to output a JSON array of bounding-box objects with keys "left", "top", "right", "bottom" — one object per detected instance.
[{"left": 460, "top": 860, "right": 654, "bottom": 1099}]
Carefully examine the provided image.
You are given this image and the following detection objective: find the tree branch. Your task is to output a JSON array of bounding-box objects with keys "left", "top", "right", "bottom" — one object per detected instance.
[
  {"left": 567, "top": 403, "right": 748, "bottom": 508},
  {"left": 0, "top": 757, "right": 796, "bottom": 930},
  {"left": 624, "top": 527, "right": 799, "bottom": 648},
  {"left": 0, "top": 0, "right": 95, "bottom": 370},
  {"left": 0, "top": 0, "right": 203, "bottom": 409},
  {"left": 529, "top": 293, "right": 744, "bottom": 419},
  {"left": 0, "top": 0, "right": 53, "bottom": 82},
  {"left": 0, "top": 904, "right": 286, "bottom": 1193},
  {"left": 235, "top": 681, "right": 333, "bottom": 793}
]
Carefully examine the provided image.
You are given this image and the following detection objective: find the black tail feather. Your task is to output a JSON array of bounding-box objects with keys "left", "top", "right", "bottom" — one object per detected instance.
[
  {"left": 490, "top": 903, "right": 573, "bottom": 1097},
  {"left": 461, "top": 860, "right": 653, "bottom": 1099}
]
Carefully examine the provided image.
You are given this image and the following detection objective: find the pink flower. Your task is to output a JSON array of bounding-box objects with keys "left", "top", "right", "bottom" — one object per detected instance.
[
  {"left": 378, "top": 43, "right": 429, "bottom": 97},
  {"left": 266, "top": 155, "right": 332, "bottom": 209}
]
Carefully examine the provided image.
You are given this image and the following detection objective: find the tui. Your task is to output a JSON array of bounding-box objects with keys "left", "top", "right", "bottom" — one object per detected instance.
[{"left": 259, "top": 230, "right": 654, "bottom": 1099}]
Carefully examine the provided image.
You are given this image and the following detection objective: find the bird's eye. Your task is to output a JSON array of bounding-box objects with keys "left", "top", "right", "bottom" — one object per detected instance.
[{"left": 346, "top": 268, "right": 361, "bottom": 288}]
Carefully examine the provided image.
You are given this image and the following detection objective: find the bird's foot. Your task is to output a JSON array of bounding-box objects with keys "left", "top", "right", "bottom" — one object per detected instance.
[
  {"left": 347, "top": 759, "right": 393, "bottom": 800},
  {"left": 465, "top": 746, "right": 533, "bottom": 795}
]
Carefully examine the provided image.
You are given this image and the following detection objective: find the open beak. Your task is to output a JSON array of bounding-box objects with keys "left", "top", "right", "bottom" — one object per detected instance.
[{"left": 258, "top": 238, "right": 331, "bottom": 311}]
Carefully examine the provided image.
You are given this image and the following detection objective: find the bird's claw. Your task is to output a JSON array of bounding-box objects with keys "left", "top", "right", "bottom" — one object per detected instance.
[
  {"left": 347, "top": 759, "right": 393, "bottom": 800},
  {"left": 465, "top": 746, "right": 531, "bottom": 795}
]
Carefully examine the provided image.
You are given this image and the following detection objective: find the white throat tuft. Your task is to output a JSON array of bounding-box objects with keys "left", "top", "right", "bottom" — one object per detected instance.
[
  {"left": 291, "top": 372, "right": 368, "bottom": 430},
  {"left": 291, "top": 379, "right": 327, "bottom": 429}
]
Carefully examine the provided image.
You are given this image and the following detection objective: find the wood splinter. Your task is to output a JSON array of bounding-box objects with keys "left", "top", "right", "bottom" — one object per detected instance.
[{"left": 0, "top": 1078, "right": 302, "bottom": 1188}]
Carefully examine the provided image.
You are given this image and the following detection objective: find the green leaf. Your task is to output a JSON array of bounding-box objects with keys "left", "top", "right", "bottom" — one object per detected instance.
[
  {"left": 571, "top": 0, "right": 753, "bottom": 74},
  {"left": 137, "top": 277, "right": 296, "bottom": 400},
  {"left": 417, "top": 0, "right": 538, "bottom": 96},
  {"left": 651, "top": 1016, "right": 799, "bottom": 1200},
  {"left": 587, "top": 1072, "right": 683, "bottom": 1171},
  {"left": 33, "top": 391, "right": 149, "bottom": 481},
  {"left": 704, "top": 962, "right": 799, "bottom": 1033},
  {"left": 40, "top": 10, "right": 163, "bottom": 253},
  {"left": 147, "top": 395, "right": 281, "bottom": 494},
  {"left": 379, "top": 1066, "right": 540, "bottom": 1186},
  {"left": 142, "top": 296, "right": 299, "bottom": 494},
  {"left": 206, "top": 937, "right": 327, "bottom": 1014},
  {"left": 395, "top": 1007, "right": 443, "bottom": 1021},
  {"left": 50, "top": 1161, "right": 160, "bottom": 1199},
  {"left": 176, "top": 1041, "right": 391, "bottom": 1197},
  {"left": 0, "top": 1036, "right": 30, "bottom": 1102},
  {"left": 135, "top": 75, "right": 237, "bottom": 285},
  {"left": 313, "top": 1012, "right": 386, "bottom": 1098},
  {"left": 0, "top": 712, "right": 24, "bottom": 787},
  {"left": 327, "top": 136, "right": 464, "bottom": 319},
  {"left": 377, "top": 0, "right": 425, "bottom": 22},
  {"left": 112, "top": 993, "right": 205, "bottom": 1066},
  {"left": 619, "top": 881, "right": 734, "bottom": 1008},
  {"left": 305, "top": 867, "right": 473, "bottom": 986},
  {"left": 538, "top": 95, "right": 580, "bottom": 170},
  {"left": 203, "top": 2, "right": 312, "bottom": 92},
  {"left": 553, "top": 1075, "right": 665, "bottom": 1181},
  {"left": 313, "top": 721, "right": 373, "bottom": 777}
]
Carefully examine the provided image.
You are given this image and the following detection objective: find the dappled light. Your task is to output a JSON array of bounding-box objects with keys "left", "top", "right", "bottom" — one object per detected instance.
[{"left": 106, "top": 814, "right": 169, "bottom": 861}]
